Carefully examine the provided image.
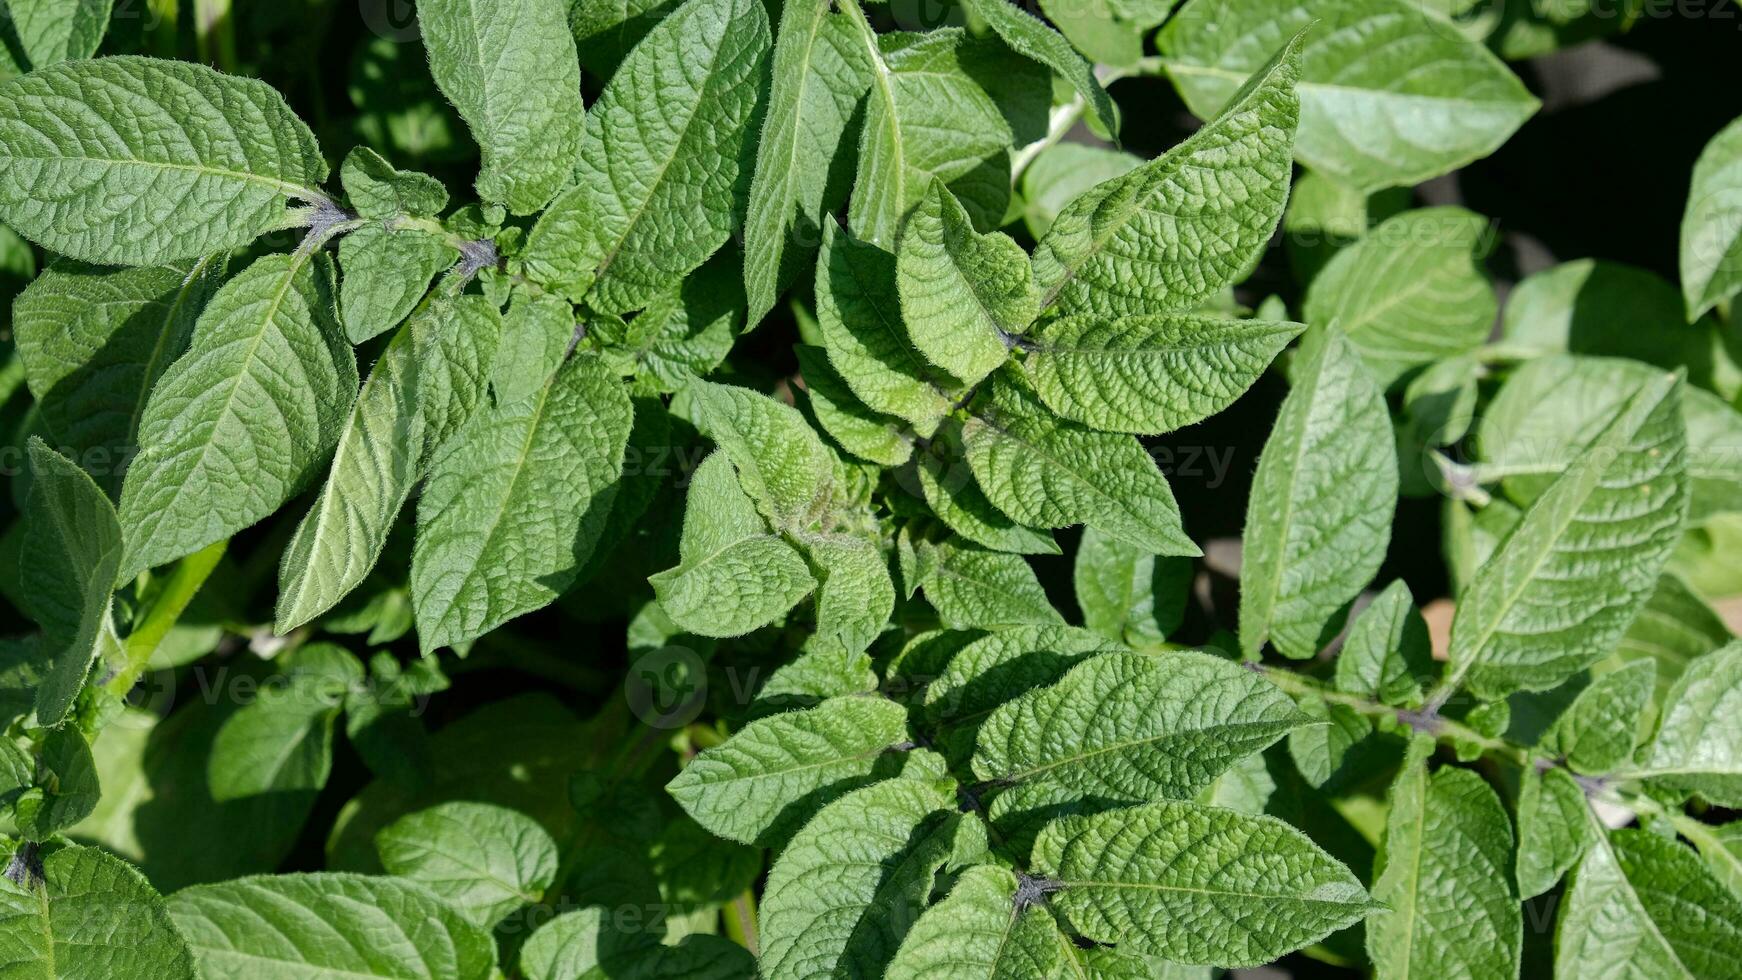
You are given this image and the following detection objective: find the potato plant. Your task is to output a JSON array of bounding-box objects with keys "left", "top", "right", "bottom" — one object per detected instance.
[{"left": 0, "top": 0, "right": 1739, "bottom": 977}]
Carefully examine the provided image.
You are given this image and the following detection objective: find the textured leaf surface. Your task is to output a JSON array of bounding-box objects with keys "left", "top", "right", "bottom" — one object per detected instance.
[
  {"left": 338, "top": 223, "right": 453, "bottom": 344},
  {"left": 0, "top": 845, "right": 195, "bottom": 980},
  {"left": 118, "top": 251, "right": 356, "bottom": 582},
  {"left": 4, "top": 0, "right": 114, "bottom": 68},
  {"left": 884, "top": 864, "right": 1065, "bottom": 979},
  {"left": 1029, "top": 34, "right": 1299, "bottom": 318},
  {"left": 847, "top": 26, "right": 1045, "bottom": 247},
  {"left": 1073, "top": 525, "right": 1191, "bottom": 648},
  {"left": 916, "top": 441, "right": 1059, "bottom": 555},
  {"left": 1334, "top": 580, "right": 1434, "bottom": 705},
  {"left": 895, "top": 180, "right": 1030, "bottom": 386},
  {"left": 1544, "top": 659, "right": 1654, "bottom": 774},
  {"left": 0, "top": 57, "right": 327, "bottom": 264},
  {"left": 1240, "top": 332, "right": 1397, "bottom": 659},
  {"left": 491, "top": 292, "right": 573, "bottom": 406},
  {"left": 207, "top": 644, "right": 361, "bottom": 803},
  {"left": 689, "top": 380, "right": 832, "bottom": 527},
  {"left": 1556, "top": 826, "right": 1742, "bottom": 979},
  {"left": 1302, "top": 207, "right": 1496, "bottom": 386},
  {"left": 919, "top": 538, "right": 1063, "bottom": 629},
  {"left": 21, "top": 439, "right": 121, "bottom": 725},
  {"left": 965, "top": 377, "right": 1197, "bottom": 556},
  {"left": 796, "top": 345, "right": 911, "bottom": 467},
  {"left": 923, "top": 625, "right": 1116, "bottom": 747},
  {"left": 339, "top": 147, "right": 446, "bottom": 220},
  {"left": 973, "top": 650, "right": 1308, "bottom": 807},
  {"left": 815, "top": 221, "right": 954, "bottom": 433},
  {"left": 1019, "top": 143, "right": 1140, "bottom": 240},
  {"left": 168, "top": 872, "right": 496, "bottom": 979},
  {"left": 1033, "top": 800, "right": 1374, "bottom": 967},
  {"left": 1366, "top": 747, "right": 1521, "bottom": 980},
  {"left": 667, "top": 695, "right": 909, "bottom": 846},
  {"left": 412, "top": 355, "right": 631, "bottom": 651},
  {"left": 1682, "top": 115, "right": 1742, "bottom": 319},
  {"left": 759, "top": 776, "right": 957, "bottom": 980},
  {"left": 13, "top": 257, "right": 223, "bottom": 492},
  {"left": 1515, "top": 765, "right": 1592, "bottom": 901},
  {"left": 420, "top": 0, "right": 582, "bottom": 213},
  {"left": 590, "top": 254, "right": 741, "bottom": 393},
  {"left": 960, "top": 0, "right": 1118, "bottom": 134},
  {"left": 278, "top": 295, "right": 500, "bottom": 632},
  {"left": 1161, "top": 0, "right": 1537, "bottom": 193},
  {"left": 649, "top": 452, "right": 814, "bottom": 637},
  {"left": 377, "top": 802, "right": 557, "bottom": 927},
  {"left": 1445, "top": 370, "right": 1688, "bottom": 698},
  {"left": 1023, "top": 313, "right": 1303, "bottom": 434},
  {"left": 742, "top": 0, "right": 871, "bottom": 324},
  {"left": 1627, "top": 642, "right": 1742, "bottom": 805},
  {"left": 802, "top": 533, "right": 895, "bottom": 655},
  {"left": 568, "top": 0, "right": 770, "bottom": 312}
]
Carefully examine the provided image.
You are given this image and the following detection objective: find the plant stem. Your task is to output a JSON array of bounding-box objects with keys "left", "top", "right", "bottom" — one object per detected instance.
[
  {"left": 722, "top": 888, "right": 760, "bottom": 955},
  {"left": 104, "top": 539, "right": 227, "bottom": 698},
  {"left": 194, "top": 0, "right": 237, "bottom": 72}
]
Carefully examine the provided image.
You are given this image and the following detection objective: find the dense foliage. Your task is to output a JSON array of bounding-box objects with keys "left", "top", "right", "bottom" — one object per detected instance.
[{"left": 0, "top": 0, "right": 1739, "bottom": 977}]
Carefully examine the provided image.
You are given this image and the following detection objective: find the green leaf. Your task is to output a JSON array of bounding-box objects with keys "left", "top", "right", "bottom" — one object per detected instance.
[
  {"left": 1033, "top": 799, "right": 1374, "bottom": 967},
  {"left": 20, "top": 439, "right": 121, "bottom": 725},
  {"left": 964, "top": 377, "right": 1198, "bottom": 556},
  {"left": 800, "top": 533, "right": 895, "bottom": 655},
  {"left": 795, "top": 345, "right": 912, "bottom": 467},
  {"left": 688, "top": 379, "right": 833, "bottom": 527},
  {"left": 13, "top": 257, "right": 224, "bottom": 494},
  {"left": 1626, "top": 641, "right": 1742, "bottom": 806},
  {"left": 207, "top": 644, "right": 363, "bottom": 803},
  {"left": 922, "top": 624, "right": 1117, "bottom": 750},
  {"left": 1690, "top": 823, "right": 1742, "bottom": 902},
  {"left": 1160, "top": 0, "right": 1537, "bottom": 193},
  {"left": 1444, "top": 369, "right": 1688, "bottom": 699},
  {"left": 742, "top": 0, "right": 872, "bottom": 324},
  {"left": 1036, "top": 0, "right": 1164, "bottom": 68},
  {"left": 885, "top": 863, "right": 1067, "bottom": 979},
  {"left": 896, "top": 179, "right": 1031, "bottom": 386},
  {"left": 1239, "top": 332, "right": 1397, "bottom": 659},
  {"left": 338, "top": 223, "right": 454, "bottom": 344},
  {"left": 759, "top": 775, "right": 959, "bottom": 980},
  {"left": 278, "top": 294, "right": 502, "bottom": 633},
  {"left": 1556, "top": 826, "right": 1742, "bottom": 979},
  {"left": 3, "top": 0, "right": 114, "bottom": 69},
  {"left": 567, "top": 0, "right": 680, "bottom": 79},
  {"left": 916, "top": 437, "right": 1059, "bottom": 555},
  {"left": 0, "top": 57, "right": 328, "bottom": 265},
  {"left": 1022, "top": 313, "right": 1303, "bottom": 435},
  {"left": 1072, "top": 526, "right": 1191, "bottom": 649},
  {"left": 1366, "top": 745, "right": 1521, "bottom": 980},
  {"left": 1285, "top": 697, "right": 1373, "bottom": 790},
  {"left": 1543, "top": 659, "right": 1654, "bottom": 774},
  {"left": 1515, "top": 764, "right": 1592, "bottom": 901},
  {"left": 168, "top": 872, "right": 497, "bottom": 980},
  {"left": 376, "top": 802, "right": 558, "bottom": 928},
  {"left": 846, "top": 24, "right": 1046, "bottom": 247},
  {"left": 0, "top": 844, "right": 195, "bottom": 980},
  {"left": 1302, "top": 207, "right": 1496, "bottom": 387},
  {"left": 1334, "top": 580, "right": 1435, "bottom": 706},
  {"left": 918, "top": 537, "right": 1064, "bottom": 629},
  {"left": 117, "top": 252, "right": 357, "bottom": 582},
  {"left": 419, "top": 0, "right": 582, "bottom": 213},
  {"left": 412, "top": 353, "right": 632, "bottom": 652},
  {"left": 1612, "top": 572, "right": 1734, "bottom": 696},
  {"left": 492, "top": 291, "right": 573, "bottom": 406},
  {"left": 340, "top": 146, "right": 447, "bottom": 220},
  {"left": 1498, "top": 259, "right": 1742, "bottom": 397},
  {"left": 591, "top": 254, "right": 742, "bottom": 393},
  {"left": 1019, "top": 143, "right": 1141, "bottom": 241},
  {"left": 667, "top": 694, "right": 910, "bottom": 846},
  {"left": 13, "top": 725, "right": 100, "bottom": 840},
  {"left": 814, "top": 221, "right": 955, "bottom": 434},
  {"left": 973, "top": 649, "right": 1308, "bottom": 808},
  {"left": 1681, "top": 115, "right": 1742, "bottom": 319},
  {"left": 649, "top": 452, "right": 815, "bottom": 638},
  {"left": 1029, "top": 32, "right": 1300, "bottom": 318},
  {"left": 960, "top": 0, "right": 1118, "bottom": 134},
  {"left": 561, "top": 0, "right": 771, "bottom": 313}
]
